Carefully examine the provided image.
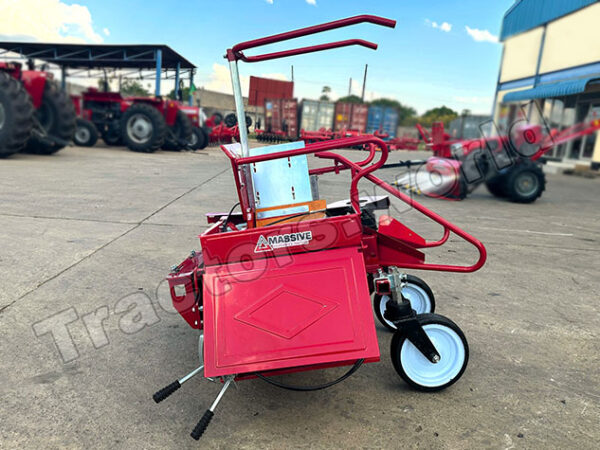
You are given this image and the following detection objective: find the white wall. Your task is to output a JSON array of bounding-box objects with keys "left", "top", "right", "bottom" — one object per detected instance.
[
  {"left": 540, "top": 3, "right": 600, "bottom": 74},
  {"left": 500, "top": 27, "right": 544, "bottom": 82}
]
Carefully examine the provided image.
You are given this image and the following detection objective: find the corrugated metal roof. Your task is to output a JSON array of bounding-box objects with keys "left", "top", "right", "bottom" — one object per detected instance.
[
  {"left": 500, "top": 0, "right": 598, "bottom": 41},
  {"left": 503, "top": 77, "right": 600, "bottom": 102}
]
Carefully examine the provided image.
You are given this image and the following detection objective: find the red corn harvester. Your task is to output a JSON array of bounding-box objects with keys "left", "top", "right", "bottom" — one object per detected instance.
[{"left": 152, "top": 15, "right": 487, "bottom": 440}]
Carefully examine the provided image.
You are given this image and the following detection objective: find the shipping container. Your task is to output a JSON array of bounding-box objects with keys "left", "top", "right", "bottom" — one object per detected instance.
[
  {"left": 264, "top": 98, "right": 298, "bottom": 138},
  {"left": 299, "top": 99, "right": 335, "bottom": 132},
  {"left": 334, "top": 102, "right": 368, "bottom": 132},
  {"left": 366, "top": 106, "right": 399, "bottom": 138},
  {"left": 249, "top": 76, "right": 294, "bottom": 107}
]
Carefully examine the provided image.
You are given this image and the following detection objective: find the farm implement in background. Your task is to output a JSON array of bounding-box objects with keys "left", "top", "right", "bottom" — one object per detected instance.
[{"left": 391, "top": 118, "right": 600, "bottom": 203}]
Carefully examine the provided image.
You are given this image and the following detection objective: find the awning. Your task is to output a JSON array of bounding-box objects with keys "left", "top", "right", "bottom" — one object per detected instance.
[
  {"left": 0, "top": 42, "right": 195, "bottom": 69},
  {"left": 503, "top": 77, "right": 600, "bottom": 102}
]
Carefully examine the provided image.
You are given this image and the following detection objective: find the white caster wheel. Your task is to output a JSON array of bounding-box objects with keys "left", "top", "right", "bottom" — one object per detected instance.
[
  {"left": 373, "top": 274, "right": 435, "bottom": 331},
  {"left": 391, "top": 313, "right": 468, "bottom": 391}
]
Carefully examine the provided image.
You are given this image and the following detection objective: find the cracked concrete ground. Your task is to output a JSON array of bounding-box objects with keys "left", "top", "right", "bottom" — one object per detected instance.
[{"left": 1, "top": 143, "right": 599, "bottom": 449}]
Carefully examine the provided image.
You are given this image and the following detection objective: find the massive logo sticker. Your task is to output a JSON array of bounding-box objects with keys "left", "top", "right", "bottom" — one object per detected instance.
[{"left": 254, "top": 231, "right": 313, "bottom": 252}]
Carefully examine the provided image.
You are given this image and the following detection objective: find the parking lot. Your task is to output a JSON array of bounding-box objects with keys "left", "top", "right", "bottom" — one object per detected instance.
[{"left": 1, "top": 143, "right": 599, "bottom": 449}]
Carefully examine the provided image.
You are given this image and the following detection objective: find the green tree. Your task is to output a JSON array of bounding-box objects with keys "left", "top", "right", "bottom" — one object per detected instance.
[
  {"left": 336, "top": 94, "right": 363, "bottom": 104},
  {"left": 319, "top": 85, "right": 331, "bottom": 101},
  {"left": 96, "top": 78, "right": 113, "bottom": 92},
  {"left": 419, "top": 105, "right": 458, "bottom": 127},
  {"left": 168, "top": 86, "right": 191, "bottom": 102},
  {"left": 121, "top": 80, "right": 151, "bottom": 97}
]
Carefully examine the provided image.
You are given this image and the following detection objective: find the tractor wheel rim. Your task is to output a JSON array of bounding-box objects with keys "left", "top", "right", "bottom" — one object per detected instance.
[
  {"left": 379, "top": 283, "right": 432, "bottom": 329},
  {"left": 0, "top": 103, "right": 5, "bottom": 130},
  {"left": 189, "top": 131, "right": 198, "bottom": 146},
  {"left": 515, "top": 172, "right": 538, "bottom": 196},
  {"left": 75, "top": 126, "right": 90, "bottom": 143},
  {"left": 127, "top": 114, "right": 153, "bottom": 144},
  {"left": 400, "top": 324, "right": 466, "bottom": 387}
]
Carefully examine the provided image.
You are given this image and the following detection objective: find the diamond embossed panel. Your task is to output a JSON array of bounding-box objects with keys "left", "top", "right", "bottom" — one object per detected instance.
[
  {"left": 202, "top": 246, "right": 380, "bottom": 377},
  {"left": 234, "top": 286, "right": 339, "bottom": 339}
]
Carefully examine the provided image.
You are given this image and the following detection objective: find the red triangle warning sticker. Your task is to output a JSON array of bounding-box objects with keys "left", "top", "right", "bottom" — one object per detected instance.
[{"left": 254, "top": 235, "right": 272, "bottom": 253}]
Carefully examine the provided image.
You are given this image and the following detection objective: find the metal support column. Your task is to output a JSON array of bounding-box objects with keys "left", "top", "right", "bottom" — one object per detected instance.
[
  {"left": 61, "top": 66, "right": 67, "bottom": 91},
  {"left": 228, "top": 60, "right": 249, "bottom": 156},
  {"left": 155, "top": 49, "right": 162, "bottom": 97},
  {"left": 189, "top": 69, "right": 194, "bottom": 106},
  {"left": 174, "top": 62, "right": 180, "bottom": 100}
]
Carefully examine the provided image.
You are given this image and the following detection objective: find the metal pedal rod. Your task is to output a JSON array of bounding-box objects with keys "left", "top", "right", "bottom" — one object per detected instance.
[
  {"left": 190, "top": 375, "right": 235, "bottom": 441},
  {"left": 153, "top": 365, "right": 204, "bottom": 403}
]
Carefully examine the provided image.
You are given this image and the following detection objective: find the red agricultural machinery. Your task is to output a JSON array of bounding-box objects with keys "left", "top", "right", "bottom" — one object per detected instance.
[
  {"left": 203, "top": 112, "right": 252, "bottom": 145},
  {"left": 0, "top": 61, "right": 76, "bottom": 157},
  {"left": 392, "top": 118, "right": 600, "bottom": 203},
  {"left": 71, "top": 88, "right": 209, "bottom": 152},
  {"left": 152, "top": 15, "right": 487, "bottom": 441},
  {"left": 299, "top": 127, "right": 390, "bottom": 145}
]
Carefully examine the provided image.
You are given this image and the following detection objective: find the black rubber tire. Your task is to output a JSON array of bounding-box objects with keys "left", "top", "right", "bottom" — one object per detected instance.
[
  {"left": 188, "top": 126, "right": 208, "bottom": 150},
  {"left": 391, "top": 313, "right": 469, "bottom": 392},
  {"left": 73, "top": 118, "right": 98, "bottom": 147},
  {"left": 224, "top": 113, "right": 237, "bottom": 128},
  {"left": 120, "top": 103, "right": 167, "bottom": 153},
  {"left": 0, "top": 71, "right": 33, "bottom": 157},
  {"left": 374, "top": 275, "right": 436, "bottom": 332},
  {"left": 102, "top": 123, "right": 122, "bottom": 146},
  {"left": 485, "top": 174, "right": 507, "bottom": 198},
  {"left": 245, "top": 115, "right": 253, "bottom": 128},
  {"left": 504, "top": 161, "right": 546, "bottom": 203},
  {"left": 25, "top": 79, "right": 76, "bottom": 155},
  {"left": 162, "top": 110, "right": 193, "bottom": 151}
]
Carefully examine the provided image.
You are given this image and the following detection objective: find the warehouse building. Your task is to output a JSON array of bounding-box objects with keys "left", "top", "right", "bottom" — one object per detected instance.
[{"left": 493, "top": 0, "right": 600, "bottom": 169}]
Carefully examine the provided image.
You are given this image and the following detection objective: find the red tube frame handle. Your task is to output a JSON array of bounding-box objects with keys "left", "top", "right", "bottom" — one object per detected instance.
[
  {"left": 236, "top": 39, "right": 378, "bottom": 63},
  {"left": 227, "top": 14, "right": 396, "bottom": 62}
]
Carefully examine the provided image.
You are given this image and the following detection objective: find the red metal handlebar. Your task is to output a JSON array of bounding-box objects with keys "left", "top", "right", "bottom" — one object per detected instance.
[
  {"left": 237, "top": 39, "right": 378, "bottom": 63},
  {"left": 220, "top": 136, "right": 486, "bottom": 273},
  {"left": 228, "top": 14, "right": 396, "bottom": 62}
]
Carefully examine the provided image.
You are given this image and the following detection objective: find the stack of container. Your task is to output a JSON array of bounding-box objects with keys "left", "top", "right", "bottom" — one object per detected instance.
[
  {"left": 299, "top": 100, "right": 335, "bottom": 132},
  {"left": 333, "top": 102, "right": 368, "bottom": 132},
  {"left": 366, "top": 106, "right": 399, "bottom": 138},
  {"left": 264, "top": 98, "right": 299, "bottom": 139}
]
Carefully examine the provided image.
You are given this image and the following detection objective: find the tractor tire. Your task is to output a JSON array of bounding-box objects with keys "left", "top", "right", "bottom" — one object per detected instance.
[
  {"left": 224, "top": 113, "right": 237, "bottom": 128},
  {"left": 120, "top": 103, "right": 167, "bottom": 153},
  {"left": 0, "top": 71, "right": 33, "bottom": 157},
  {"left": 25, "top": 79, "right": 76, "bottom": 155},
  {"left": 102, "top": 122, "right": 122, "bottom": 146},
  {"left": 162, "top": 110, "right": 193, "bottom": 151},
  {"left": 188, "top": 126, "right": 208, "bottom": 150},
  {"left": 504, "top": 161, "right": 546, "bottom": 203},
  {"left": 485, "top": 174, "right": 507, "bottom": 198},
  {"left": 73, "top": 118, "right": 98, "bottom": 147}
]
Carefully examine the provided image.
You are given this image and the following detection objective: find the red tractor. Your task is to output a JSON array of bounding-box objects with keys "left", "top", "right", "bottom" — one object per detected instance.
[
  {"left": 0, "top": 62, "right": 76, "bottom": 157},
  {"left": 71, "top": 88, "right": 209, "bottom": 152}
]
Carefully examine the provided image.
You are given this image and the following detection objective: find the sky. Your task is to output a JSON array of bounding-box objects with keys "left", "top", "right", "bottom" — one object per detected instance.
[{"left": 0, "top": 0, "right": 515, "bottom": 114}]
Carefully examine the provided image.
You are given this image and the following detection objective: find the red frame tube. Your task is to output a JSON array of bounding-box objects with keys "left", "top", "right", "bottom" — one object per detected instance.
[
  {"left": 220, "top": 135, "right": 486, "bottom": 273},
  {"left": 228, "top": 15, "right": 396, "bottom": 62}
]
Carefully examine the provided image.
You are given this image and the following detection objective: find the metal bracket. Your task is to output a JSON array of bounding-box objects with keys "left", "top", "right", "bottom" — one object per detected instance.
[
  {"left": 394, "top": 315, "right": 440, "bottom": 364},
  {"left": 380, "top": 266, "right": 440, "bottom": 364}
]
